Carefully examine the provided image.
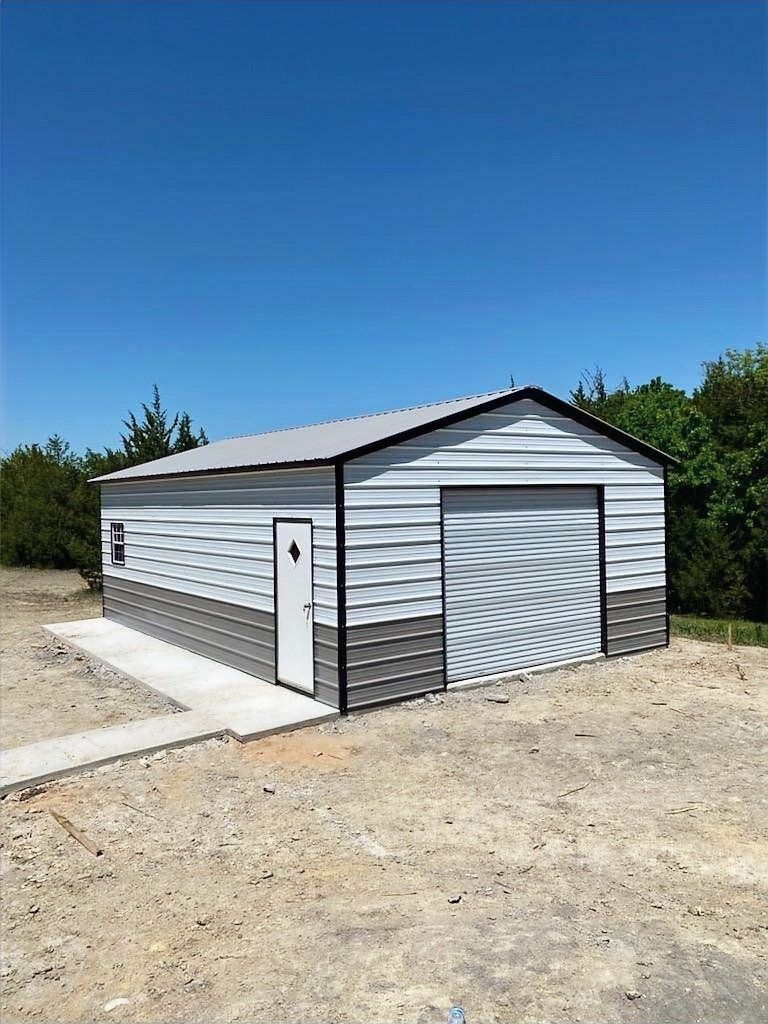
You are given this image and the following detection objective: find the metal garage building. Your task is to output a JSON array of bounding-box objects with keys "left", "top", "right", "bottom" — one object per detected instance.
[{"left": 93, "top": 386, "right": 677, "bottom": 713}]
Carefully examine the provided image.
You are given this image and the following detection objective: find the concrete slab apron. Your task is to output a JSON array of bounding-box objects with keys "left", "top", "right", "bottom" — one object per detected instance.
[{"left": 0, "top": 617, "right": 338, "bottom": 794}]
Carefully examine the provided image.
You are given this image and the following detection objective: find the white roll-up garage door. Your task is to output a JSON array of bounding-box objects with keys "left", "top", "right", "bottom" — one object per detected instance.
[{"left": 443, "top": 487, "right": 603, "bottom": 682}]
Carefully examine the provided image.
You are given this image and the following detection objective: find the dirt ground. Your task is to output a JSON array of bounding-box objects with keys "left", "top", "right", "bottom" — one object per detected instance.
[
  {"left": 1, "top": 569, "right": 174, "bottom": 748},
  {"left": 1, "top": 571, "right": 767, "bottom": 1023}
]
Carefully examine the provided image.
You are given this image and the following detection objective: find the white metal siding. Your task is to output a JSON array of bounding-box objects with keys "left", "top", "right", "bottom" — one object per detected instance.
[
  {"left": 344, "top": 398, "right": 665, "bottom": 626},
  {"left": 443, "top": 487, "right": 602, "bottom": 680},
  {"left": 101, "top": 468, "right": 337, "bottom": 627}
]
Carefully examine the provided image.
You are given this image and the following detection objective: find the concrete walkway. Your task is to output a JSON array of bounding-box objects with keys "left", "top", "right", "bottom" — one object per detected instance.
[
  {"left": 0, "top": 711, "right": 224, "bottom": 795},
  {"left": 0, "top": 617, "right": 338, "bottom": 795}
]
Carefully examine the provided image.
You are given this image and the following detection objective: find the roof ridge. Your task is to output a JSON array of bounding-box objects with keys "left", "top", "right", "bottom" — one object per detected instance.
[{"left": 214, "top": 386, "right": 520, "bottom": 444}]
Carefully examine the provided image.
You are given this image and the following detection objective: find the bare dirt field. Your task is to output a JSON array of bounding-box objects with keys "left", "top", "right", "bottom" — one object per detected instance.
[
  {"left": 1, "top": 570, "right": 766, "bottom": 1024},
  {"left": 1, "top": 568, "right": 174, "bottom": 748}
]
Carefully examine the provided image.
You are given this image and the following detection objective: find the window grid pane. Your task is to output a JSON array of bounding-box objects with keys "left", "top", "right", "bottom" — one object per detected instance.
[{"left": 111, "top": 522, "right": 125, "bottom": 565}]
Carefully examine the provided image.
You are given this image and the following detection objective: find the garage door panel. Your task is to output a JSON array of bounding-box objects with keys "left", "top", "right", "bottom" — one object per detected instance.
[
  {"left": 443, "top": 486, "right": 603, "bottom": 682},
  {"left": 447, "top": 602, "right": 602, "bottom": 634},
  {"left": 444, "top": 556, "right": 602, "bottom": 580}
]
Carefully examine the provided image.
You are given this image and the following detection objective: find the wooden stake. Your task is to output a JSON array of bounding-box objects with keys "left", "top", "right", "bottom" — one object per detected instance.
[
  {"left": 49, "top": 810, "right": 103, "bottom": 857},
  {"left": 727, "top": 623, "right": 733, "bottom": 650}
]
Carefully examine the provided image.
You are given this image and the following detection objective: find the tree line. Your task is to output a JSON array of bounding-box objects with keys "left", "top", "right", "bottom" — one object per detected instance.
[
  {"left": 1, "top": 347, "right": 766, "bottom": 621},
  {"left": 1, "top": 386, "right": 207, "bottom": 582},
  {"left": 570, "top": 346, "right": 766, "bottom": 622}
]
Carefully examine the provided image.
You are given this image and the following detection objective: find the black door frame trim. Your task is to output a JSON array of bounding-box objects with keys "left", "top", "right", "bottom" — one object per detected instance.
[
  {"left": 438, "top": 483, "right": 608, "bottom": 687},
  {"left": 272, "top": 517, "right": 317, "bottom": 700}
]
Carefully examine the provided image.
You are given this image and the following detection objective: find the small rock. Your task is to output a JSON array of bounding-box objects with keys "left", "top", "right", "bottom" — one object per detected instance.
[
  {"left": 261, "top": 870, "right": 274, "bottom": 880},
  {"left": 447, "top": 894, "right": 462, "bottom": 904},
  {"left": 486, "top": 694, "right": 510, "bottom": 704},
  {"left": 625, "top": 990, "right": 643, "bottom": 1001},
  {"left": 529, "top": 747, "right": 540, "bottom": 754},
  {"left": 263, "top": 784, "right": 276, "bottom": 795},
  {"left": 28, "top": 905, "right": 40, "bottom": 915},
  {"left": 104, "top": 998, "right": 131, "bottom": 1012},
  {"left": 195, "top": 915, "right": 209, "bottom": 927}
]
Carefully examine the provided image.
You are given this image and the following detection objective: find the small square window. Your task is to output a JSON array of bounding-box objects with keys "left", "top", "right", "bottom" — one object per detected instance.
[{"left": 111, "top": 522, "right": 125, "bottom": 566}]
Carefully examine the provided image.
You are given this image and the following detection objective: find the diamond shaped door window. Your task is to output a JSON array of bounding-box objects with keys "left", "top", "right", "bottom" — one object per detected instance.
[{"left": 288, "top": 540, "right": 301, "bottom": 564}]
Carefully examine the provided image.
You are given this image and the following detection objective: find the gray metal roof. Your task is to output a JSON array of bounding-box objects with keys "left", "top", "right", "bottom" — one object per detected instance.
[{"left": 92, "top": 385, "right": 677, "bottom": 483}]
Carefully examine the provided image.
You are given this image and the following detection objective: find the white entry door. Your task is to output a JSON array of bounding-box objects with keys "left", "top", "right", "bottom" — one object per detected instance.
[{"left": 275, "top": 520, "right": 314, "bottom": 694}]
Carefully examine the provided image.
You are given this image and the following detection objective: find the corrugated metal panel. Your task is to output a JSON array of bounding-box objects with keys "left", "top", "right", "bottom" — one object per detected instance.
[
  {"left": 313, "top": 623, "right": 339, "bottom": 707},
  {"left": 103, "top": 576, "right": 341, "bottom": 708},
  {"left": 346, "top": 615, "right": 444, "bottom": 709},
  {"left": 103, "top": 576, "right": 276, "bottom": 681},
  {"left": 442, "top": 488, "right": 602, "bottom": 681},
  {"left": 606, "top": 586, "right": 667, "bottom": 655},
  {"left": 101, "top": 467, "right": 337, "bottom": 626},
  {"left": 94, "top": 389, "right": 523, "bottom": 480},
  {"left": 94, "top": 386, "right": 674, "bottom": 483},
  {"left": 344, "top": 399, "right": 666, "bottom": 625}
]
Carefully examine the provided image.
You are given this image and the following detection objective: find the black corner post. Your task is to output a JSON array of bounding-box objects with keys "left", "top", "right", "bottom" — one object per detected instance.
[{"left": 334, "top": 461, "right": 348, "bottom": 714}]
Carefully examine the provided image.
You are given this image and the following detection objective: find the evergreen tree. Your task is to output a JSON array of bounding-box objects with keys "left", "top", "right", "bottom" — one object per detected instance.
[
  {"left": 174, "top": 412, "right": 208, "bottom": 453},
  {"left": 1, "top": 386, "right": 208, "bottom": 579}
]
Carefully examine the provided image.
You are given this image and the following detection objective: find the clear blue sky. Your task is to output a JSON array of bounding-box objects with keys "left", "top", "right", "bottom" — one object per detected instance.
[{"left": 2, "top": 0, "right": 765, "bottom": 453}]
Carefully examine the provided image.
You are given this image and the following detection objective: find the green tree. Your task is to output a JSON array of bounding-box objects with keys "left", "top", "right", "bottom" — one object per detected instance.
[
  {"left": 1, "top": 386, "right": 208, "bottom": 581},
  {"left": 571, "top": 347, "right": 767, "bottom": 621},
  {"left": 693, "top": 346, "right": 768, "bottom": 619},
  {"left": 0, "top": 437, "right": 83, "bottom": 567},
  {"left": 120, "top": 385, "right": 207, "bottom": 464}
]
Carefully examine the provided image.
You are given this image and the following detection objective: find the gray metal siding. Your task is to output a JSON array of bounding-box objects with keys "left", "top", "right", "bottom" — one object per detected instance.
[
  {"left": 314, "top": 622, "right": 340, "bottom": 707},
  {"left": 100, "top": 466, "right": 340, "bottom": 707},
  {"left": 344, "top": 400, "right": 666, "bottom": 628},
  {"left": 443, "top": 488, "right": 602, "bottom": 681},
  {"left": 343, "top": 398, "right": 667, "bottom": 704},
  {"left": 346, "top": 615, "right": 444, "bottom": 709},
  {"left": 103, "top": 576, "right": 276, "bottom": 681},
  {"left": 606, "top": 586, "right": 667, "bottom": 655},
  {"left": 100, "top": 468, "right": 337, "bottom": 627},
  {"left": 103, "top": 576, "right": 341, "bottom": 708}
]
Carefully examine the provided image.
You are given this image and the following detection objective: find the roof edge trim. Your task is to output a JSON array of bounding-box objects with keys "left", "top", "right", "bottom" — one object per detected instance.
[
  {"left": 90, "top": 385, "right": 680, "bottom": 484},
  {"left": 335, "top": 385, "right": 680, "bottom": 468}
]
